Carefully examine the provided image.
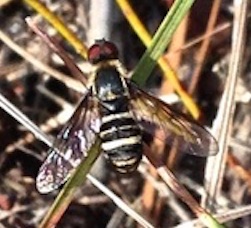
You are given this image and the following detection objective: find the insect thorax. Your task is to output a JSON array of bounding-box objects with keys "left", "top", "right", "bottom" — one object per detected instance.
[{"left": 93, "top": 65, "right": 130, "bottom": 113}]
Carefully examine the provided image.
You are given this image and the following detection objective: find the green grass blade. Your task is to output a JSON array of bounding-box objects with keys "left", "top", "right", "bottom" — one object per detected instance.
[
  {"left": 39, "top": 139, "right": 101, "bottom": 228},
  {"left": 199, "top": 214, "right": 225, "bottom": 228},
  {"left": 132, "top": 0, "right": 195, "bottom": 85}
]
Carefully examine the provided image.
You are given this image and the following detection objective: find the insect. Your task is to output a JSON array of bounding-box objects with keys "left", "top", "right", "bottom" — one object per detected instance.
[{"left": 36, "top": 40, "right": 218, "bottom": 193}]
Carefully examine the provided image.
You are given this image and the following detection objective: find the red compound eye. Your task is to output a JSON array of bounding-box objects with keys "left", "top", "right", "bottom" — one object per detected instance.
[{"left": 87, "top": 39, "right": 119, "bottom": 64}]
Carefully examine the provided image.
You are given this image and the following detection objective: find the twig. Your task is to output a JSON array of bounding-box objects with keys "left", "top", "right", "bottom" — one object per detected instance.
[
  {"left": 0, "top": 28, "right": 84, "bottom": 93},
  {"left": 203, "top": 0, "right": 248, "bottom": 210}
]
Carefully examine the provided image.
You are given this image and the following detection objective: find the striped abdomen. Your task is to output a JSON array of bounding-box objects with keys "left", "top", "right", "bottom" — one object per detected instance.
[
  {"left": 100, "top": 104, "right": 142, "bottom": 173},
  {"left": 94, "top": 66, "right": 142, "bottom": 173}
]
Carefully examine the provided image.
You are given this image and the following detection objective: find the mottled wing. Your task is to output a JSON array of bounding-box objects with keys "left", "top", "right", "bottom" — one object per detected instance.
[
  {"left": 36, "top": 92, "right": 100, "bottom": 193},
  {"left": 128, "top": 83, "right": 218, "bottom": 156}
]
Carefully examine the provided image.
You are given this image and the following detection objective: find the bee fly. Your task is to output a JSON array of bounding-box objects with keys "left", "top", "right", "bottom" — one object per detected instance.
[{"left": 36, "top": 40, "right": 218, "bottom": 193}]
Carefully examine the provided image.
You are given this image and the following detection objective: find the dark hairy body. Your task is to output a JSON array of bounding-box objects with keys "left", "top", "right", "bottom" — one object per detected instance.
[{"left": 93, "top": 66, "right": 142, "bottom": 173}]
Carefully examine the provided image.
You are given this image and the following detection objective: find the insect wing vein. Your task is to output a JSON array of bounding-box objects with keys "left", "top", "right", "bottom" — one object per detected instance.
[
  {"left": 128, "top": 82, "right": 218, "bottom": 156},
  {"left": 36, "top": 93, "right": 100, "bottom": 193}
]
